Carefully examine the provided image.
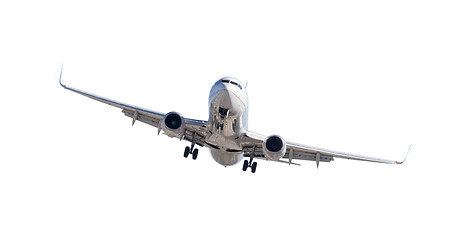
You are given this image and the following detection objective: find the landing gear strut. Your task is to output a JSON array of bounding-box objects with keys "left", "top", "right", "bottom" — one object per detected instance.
[
  {"left": 184, "top": 132, "right": 199, "bottom": 160},
  {"left": 243, "top": 146, "right": 258, "bottom": 173},
  {"left": 242, "top": 156, "right": 257, "bottom": 173}
]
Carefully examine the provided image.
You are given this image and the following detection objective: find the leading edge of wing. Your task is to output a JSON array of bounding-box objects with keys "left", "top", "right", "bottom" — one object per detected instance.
[{"left": 58, "top": 65, "right": 164, "bottom": 117}]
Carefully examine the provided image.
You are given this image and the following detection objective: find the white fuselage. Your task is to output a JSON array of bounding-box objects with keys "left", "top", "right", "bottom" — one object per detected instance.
[{"left": 207, "top": 77, "right": 249, "bottom": 166}]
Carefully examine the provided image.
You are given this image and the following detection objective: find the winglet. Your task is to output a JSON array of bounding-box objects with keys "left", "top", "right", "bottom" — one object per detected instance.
[
  {"left": 59, "top": 64, "right": 66, "bottom": 88},
  {"left": 396, "top": 144, "right": 412, "bottom": 164}
]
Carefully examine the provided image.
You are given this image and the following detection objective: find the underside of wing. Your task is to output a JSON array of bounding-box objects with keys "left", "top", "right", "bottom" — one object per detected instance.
[
  {"left": 241, "top": 131, "right": 407, "bottom": 167},
  {"left": 59, "top": 67, "right": 209, "bottom": 148}
]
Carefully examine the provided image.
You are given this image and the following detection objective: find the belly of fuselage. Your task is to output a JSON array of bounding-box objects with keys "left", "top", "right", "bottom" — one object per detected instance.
[{"left": 210, "top": 149, "right": 244, "bottom": 166}]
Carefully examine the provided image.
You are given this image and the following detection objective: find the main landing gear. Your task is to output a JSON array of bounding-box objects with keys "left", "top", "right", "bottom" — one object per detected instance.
[
  {"left": 184, "top": 132, "right": 199, "bottom": 160},
  {"left": 242, "top": 156, "right": 257, "bottom": 173},
  {"left": 184, "top": 146, "right": 199, "bottom": 160}
]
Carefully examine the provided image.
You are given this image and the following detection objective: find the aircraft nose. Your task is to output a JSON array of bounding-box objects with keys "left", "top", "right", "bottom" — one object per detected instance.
[
  {"left": 214, "top": 89, "right": 232, "bottom": 108},
  {"left": 213, "top": 89, "right": 244, "bottom": 117}
]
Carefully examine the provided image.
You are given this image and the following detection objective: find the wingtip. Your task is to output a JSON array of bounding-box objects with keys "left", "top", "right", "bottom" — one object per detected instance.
[
  {"left": 397, "top": 144, "right": 412, "bottom": 164},
  {"left": 59, "top": 64, "right": 66, "bottom": 88}
]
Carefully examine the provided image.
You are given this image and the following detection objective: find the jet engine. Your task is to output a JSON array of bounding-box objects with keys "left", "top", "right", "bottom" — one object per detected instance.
[
  {"left": 262, "top": 135, "right": 286, "bottom": 161},
  {"left": 161, "top": 112, "right": 185, "bottom": 138}
]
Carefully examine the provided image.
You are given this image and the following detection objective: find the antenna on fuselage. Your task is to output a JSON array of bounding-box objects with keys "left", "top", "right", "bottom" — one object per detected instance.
[{"left": 245, "top": 80, "right": 248, "bottom": 88}]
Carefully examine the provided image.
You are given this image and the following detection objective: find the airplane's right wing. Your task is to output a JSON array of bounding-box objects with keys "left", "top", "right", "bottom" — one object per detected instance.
[{"left": 59, "top": 67, "right": 210, "bottom": 149}]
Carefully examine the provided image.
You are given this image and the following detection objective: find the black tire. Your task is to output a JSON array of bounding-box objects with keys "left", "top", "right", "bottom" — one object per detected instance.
[
  {"left": 242, "top": 160, "right": 249, "bottom": 171},
  {"left": 184, "top": 146, "right": 190, "bottom": 158},
  {"left": 192, "top": 148, "right": 199, "bottom": 160},
  {"left": 251, "top": 162, "right": 257, "bottom": 173}
]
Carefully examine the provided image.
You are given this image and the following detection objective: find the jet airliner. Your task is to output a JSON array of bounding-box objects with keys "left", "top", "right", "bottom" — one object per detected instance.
[{"left": 60, "top": 69, "right": 409, "bottom": 173}]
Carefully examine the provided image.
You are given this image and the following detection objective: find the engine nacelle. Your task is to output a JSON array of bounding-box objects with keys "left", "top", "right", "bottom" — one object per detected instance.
[
  {"left": 262, "top": 135, "right": 286, "bottom": 161},
  {"left": 161, "top": 112, "right": 185, "bottom": 138}
]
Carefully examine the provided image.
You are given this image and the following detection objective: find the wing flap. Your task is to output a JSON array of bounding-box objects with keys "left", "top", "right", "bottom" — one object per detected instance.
[
  {"left": 122, "top": 109, "right": 161, "bottom": 128},
  {"left": 283, "top": 146, "right": 334, "bottom": 162}
]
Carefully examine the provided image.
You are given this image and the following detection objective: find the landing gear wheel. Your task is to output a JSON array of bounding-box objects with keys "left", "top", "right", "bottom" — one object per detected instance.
[
  {"left": 184, "top": 146, "right": 190, "bottom": 158},
  {"left": 242, "top": 160, "right": 249, "bottom": 171},
  {"left": 192, "top": 149, "right": 199, "bottom": 160},
  {"left": 251, "top": 162, "right": 257, "bottom": 173}
]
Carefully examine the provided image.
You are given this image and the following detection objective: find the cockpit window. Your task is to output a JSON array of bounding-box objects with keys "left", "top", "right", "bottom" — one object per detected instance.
[
  {"left": 221, "top": 79, "right": 242, "bottom": 90},
  {"left": 234, "top": 82, "right": 243, "bottom": 90}
]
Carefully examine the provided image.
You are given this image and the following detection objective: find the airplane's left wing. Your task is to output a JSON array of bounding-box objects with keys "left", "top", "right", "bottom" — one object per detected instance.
[
  {"left": 59, "top": 68, "right": 209, "bottom": 147},
  {"left": 240, "top": 131, "right": 409, "bottom": 168}
]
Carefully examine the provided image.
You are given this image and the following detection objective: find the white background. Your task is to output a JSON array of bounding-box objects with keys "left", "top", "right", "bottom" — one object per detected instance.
[{"left": 1, "top": 1, "right": 460, "bottom": 239}]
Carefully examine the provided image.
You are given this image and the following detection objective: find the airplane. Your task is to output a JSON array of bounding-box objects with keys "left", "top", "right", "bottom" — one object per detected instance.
[{"left": 59, "top": 68, "right": 410, "bottom": 173}]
